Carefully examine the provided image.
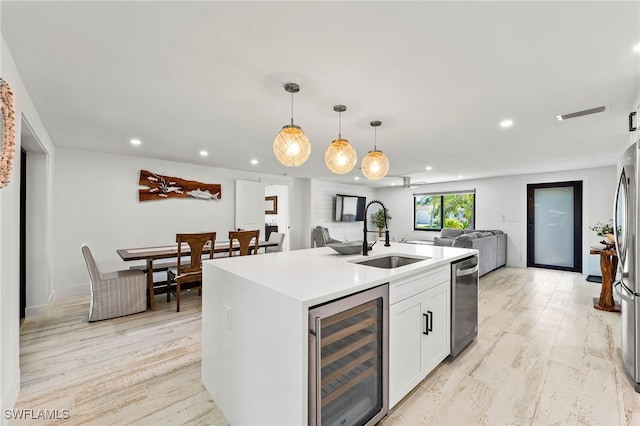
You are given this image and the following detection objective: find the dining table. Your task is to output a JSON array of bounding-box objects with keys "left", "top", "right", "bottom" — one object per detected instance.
[{"left": 117, "top": 239, "right": 278, "bottom": 310}]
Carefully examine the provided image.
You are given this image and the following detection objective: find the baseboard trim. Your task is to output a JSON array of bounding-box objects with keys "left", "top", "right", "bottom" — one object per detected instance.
[
  {"left": 24, "top": 304, "right": 48, "bottom": 319},
  {"left": 53, "top": 284, "right": 90, "bottom": 299}
]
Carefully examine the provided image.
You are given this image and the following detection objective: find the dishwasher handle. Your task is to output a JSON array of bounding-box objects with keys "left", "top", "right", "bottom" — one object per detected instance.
[{"left": 456, "top": 265, "right": 479, "bottom": 277}]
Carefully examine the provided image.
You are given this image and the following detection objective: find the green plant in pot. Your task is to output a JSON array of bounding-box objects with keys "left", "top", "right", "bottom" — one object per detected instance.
[{"left": 371, "top": 208, "right": 391, "bottom": 237}]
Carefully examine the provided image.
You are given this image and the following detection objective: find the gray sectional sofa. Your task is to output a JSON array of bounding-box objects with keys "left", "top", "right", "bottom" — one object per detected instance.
[{"left": 433, "top": 229, "right": 507, "bottom": 276}]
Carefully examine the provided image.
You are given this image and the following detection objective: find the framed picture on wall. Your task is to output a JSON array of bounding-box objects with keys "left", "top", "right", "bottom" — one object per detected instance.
[{"left": 265, "top": 196, "right": 278, "bottom": 214}]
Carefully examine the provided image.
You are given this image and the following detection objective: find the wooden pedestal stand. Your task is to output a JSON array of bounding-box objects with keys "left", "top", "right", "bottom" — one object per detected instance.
[{"left": 590, "top": 244, "right": 620, "bottom": 312}]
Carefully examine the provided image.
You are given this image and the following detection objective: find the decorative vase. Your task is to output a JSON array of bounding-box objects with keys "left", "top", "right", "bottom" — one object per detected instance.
[{"left": 378, "top": 228, "right": 383, "bottom": 237}]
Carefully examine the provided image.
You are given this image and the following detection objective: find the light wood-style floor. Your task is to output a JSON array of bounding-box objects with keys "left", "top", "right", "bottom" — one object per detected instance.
[{"left": 11, "top": 267, "right": 640, "bottom": 425}]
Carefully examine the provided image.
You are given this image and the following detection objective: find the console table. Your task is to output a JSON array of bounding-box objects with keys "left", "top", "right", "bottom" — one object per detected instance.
[{"left": 590, "top": 246, "right": 620, "bottom": 312}]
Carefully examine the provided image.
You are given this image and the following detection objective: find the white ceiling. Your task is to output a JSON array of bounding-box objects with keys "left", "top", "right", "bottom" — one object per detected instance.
[{"left": 2, "top": 1, "right": 639, "bottom": 187}]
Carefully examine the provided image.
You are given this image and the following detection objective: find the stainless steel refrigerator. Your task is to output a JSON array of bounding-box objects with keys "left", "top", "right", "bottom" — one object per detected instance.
[{"left": 613, "top": 139, "right": 640, "bottom": 392}]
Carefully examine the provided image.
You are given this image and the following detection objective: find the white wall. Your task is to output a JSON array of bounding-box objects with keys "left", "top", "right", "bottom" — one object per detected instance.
[
  {"left": 0, "top": 36, "right": 56, "bottom": 422},
  {"left": 630, "top": 93, "right": 640, "bottom": 146},
  {"left": 310, "top": 179, "right": 377, "bottom": 244},
  {"left": 52, "top": 147, "right": 310, "bottom": 297},
  {"left": 295, "top": 178, "right": 312, "bottom": 249},
  {"left": 377, "top": 166, "right": 617, "bottom": 275}
]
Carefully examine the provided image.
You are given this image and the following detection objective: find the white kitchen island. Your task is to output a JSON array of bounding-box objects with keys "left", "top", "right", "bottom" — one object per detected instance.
[{"left": 201, "top": 242, "right": 476, "bottom": 425}]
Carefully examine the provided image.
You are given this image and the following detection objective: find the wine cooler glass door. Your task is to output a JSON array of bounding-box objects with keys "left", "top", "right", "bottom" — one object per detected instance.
[{"left": 309, "top": 284, "right": 389, "bottom": 426}]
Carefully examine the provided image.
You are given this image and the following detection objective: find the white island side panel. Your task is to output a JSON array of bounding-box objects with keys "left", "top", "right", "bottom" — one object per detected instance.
[{"left": 202, "top": 264, "right": 308, "bottom": 425}]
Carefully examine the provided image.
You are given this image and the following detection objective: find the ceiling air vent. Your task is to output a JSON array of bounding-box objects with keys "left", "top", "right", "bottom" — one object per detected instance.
[{"left": 557, "top": 105, "right": 606, "bottom": 121}]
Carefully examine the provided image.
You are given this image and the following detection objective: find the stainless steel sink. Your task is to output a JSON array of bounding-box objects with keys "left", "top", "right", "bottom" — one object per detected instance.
[{"left": 354, "top": 255, "right": 430, "bottom": 269}]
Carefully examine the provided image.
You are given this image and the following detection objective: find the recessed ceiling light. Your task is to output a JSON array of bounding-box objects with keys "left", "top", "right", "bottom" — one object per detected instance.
[
  {"left": 200, "top": 150, "right": 208, "bottom": 157},
  {"left": 391, "top": 182, "right": 396, "bottom": 186},
  {"left": 634, "top": 42, "right": 640, "bottom": 53},
  {"left": 457, "top": 175, "right": 463, "bottom": 179},
  {"left": 500, "top": 119, "right": 513, "bottom": 128},
  {"left": 130, "top": 138, "right": 141, "bottom": 146},
  {"left": 250, "top": 159, "right": 258, "bottom": 165},
  {"left": 425, "top": 166, "right": 432, "bottom": 171},
  {"left": 354, "top": 176, "right": 360, "bottom": 180}
]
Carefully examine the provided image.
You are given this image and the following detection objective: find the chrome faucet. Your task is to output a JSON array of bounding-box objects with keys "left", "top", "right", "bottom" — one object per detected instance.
[{"left": 363, "top": 200, "right": 391, "bottom": 255}]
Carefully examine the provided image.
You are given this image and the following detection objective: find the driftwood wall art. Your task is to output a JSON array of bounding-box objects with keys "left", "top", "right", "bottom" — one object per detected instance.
[
  {"left": 139, "top": 170, "right": 221, "bottom": 202},
  {"left": 0, "top": 79, "right": 16, "bottom": 189}
]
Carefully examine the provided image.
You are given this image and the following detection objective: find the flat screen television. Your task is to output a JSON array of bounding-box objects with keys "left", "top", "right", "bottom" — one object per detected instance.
[{"left": 335, "top": 194, "right": 366, "bottom": 222}]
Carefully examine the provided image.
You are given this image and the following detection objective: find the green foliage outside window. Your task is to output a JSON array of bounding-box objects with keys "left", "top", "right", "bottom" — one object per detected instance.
[{"left": 414, "top": 192, "right": 475, "bottom": 231}]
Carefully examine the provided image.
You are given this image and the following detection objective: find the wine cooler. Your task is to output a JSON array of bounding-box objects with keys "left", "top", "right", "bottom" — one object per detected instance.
[{"left": 308, "top": 284, "right": 389, "bottom": 426}]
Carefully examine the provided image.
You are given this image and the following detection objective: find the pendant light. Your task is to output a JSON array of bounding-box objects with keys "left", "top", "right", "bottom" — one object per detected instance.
[
  {"left": 361, "top": 120, "right": 389, "bottom": 180},
  {"left": 273, "top": 83, "right": 311, "bottom": 167},
  {"left": 325, "top": 105, "right": 357, "bottom": 174}
]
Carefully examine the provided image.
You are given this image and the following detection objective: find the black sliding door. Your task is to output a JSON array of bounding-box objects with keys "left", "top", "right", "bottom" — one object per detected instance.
[{"left": 527, "top": 181, "right": 583, "bottom": 272}]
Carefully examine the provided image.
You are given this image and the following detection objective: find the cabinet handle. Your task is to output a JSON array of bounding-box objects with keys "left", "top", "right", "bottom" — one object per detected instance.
[
  {"left": 423, "top": 313, "right": 429, "bottom": 335},
  {"left": 423, "top": 311, "right": 433, "bottom": 335}
]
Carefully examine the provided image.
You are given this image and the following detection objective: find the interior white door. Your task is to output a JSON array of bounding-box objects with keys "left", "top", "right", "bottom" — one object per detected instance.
[{"left": 235, "top": 180, "right": 265, "bottom": 235}]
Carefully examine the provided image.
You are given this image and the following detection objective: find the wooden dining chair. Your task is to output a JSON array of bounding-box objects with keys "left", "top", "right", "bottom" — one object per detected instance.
[
  {"left": 167, "top": 232, "right": 216, "bottom": 312},
  {"left": 228, "top": 230, "right": 260, "bottom": 256}
]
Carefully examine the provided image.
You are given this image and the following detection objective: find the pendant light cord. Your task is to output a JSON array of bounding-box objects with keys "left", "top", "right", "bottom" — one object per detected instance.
[
  {"left": 290, "top": 92, "right": 294, "bottom": 126},
  {"left": 374, "top": 126, "right": 377, "bottom": 151},
  {"left": 338, "top": 110, "right": 342, "bottom": 139}
]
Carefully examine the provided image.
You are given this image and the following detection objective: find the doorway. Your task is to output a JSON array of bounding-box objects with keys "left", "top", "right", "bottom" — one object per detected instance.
[
  {"left": 265, "top": 184, "right": 289, "bottom": 251},
  {"left": 527, "top": 181, "right": 583, "bottom": 272},
  {"left": 19, "top": 115, "right": 51, "bottom": 318}
]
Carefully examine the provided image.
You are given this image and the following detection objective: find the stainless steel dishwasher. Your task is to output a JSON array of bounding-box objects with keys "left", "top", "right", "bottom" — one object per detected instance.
[{"left": 450, "top": 255, "right": 479, "bottom": 357}]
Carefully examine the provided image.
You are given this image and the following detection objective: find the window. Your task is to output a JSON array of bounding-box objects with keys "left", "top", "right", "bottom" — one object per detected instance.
[{"left": 414, "top": 191, "right": 475, "bottom": 231}]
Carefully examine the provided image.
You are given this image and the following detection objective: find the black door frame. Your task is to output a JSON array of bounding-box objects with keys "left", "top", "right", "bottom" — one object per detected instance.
[
  {"left": 527, "top": 180, "right": 583, "bottom": 272},
  {"left": 20, "top": 148, "right": 26, "bottom": 319}
]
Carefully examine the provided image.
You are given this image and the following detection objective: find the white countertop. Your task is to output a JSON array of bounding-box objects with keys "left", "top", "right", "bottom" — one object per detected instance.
[{"left": 204, "top": 242, "right": 476, "bottom": 307}]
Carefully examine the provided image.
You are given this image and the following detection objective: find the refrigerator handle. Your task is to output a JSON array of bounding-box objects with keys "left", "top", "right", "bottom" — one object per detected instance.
[{"left": 614, "top": 281, "right": 634, "bottom": 303}]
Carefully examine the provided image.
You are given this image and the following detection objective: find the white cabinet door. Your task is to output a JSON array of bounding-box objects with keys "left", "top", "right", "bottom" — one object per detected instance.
[
  {"left": 421, "top": 282, "right": 451, "bottom": 375},
  {"left": 389, "top": 280, "right": 450, "bottom": 408},
  {"left": 389, "top": 293, "right": 424, "bottom": 408}
]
